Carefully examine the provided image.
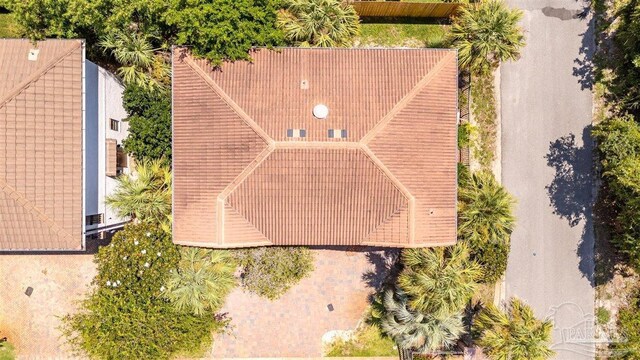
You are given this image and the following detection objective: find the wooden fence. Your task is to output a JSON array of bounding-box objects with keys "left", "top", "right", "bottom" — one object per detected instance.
[{"left": 350, "top": 1, "right": 463, "bottom": 18}]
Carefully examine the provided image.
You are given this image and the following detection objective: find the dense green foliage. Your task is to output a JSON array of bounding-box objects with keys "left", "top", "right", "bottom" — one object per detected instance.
[
  {"left": 613, "top": 293, "right": 640, "bottom": 358},
  {"left": 374, "top": 287, "right": 464, "bottom": 354},
  {"left": 105, "top": 159, "right": 172, "bottom": 232},
  {"left": 474, "top": 298, "right": 554, "bottom": 360},
  {"left": 458, "top": 122, "right": 475, "bottom": 149},
  {"left": 593, "top": 115, "right": 640, "bottom": 269},
  {"left": 0, "top": 339, "right": 15, "bottom": 360},
  {"left": 166, "top": 0, "right": 283, "bottom": 64},
  {"left": 62, "top": 224, "right": 224, "bottom": 360},
  {"left": 324, "top": 324, "right": 396, "bottom": 357},
  {"left": 122, "top": 85, "right": 172, "bottom": 162},
  {"left": 448, "top": 0, "right": 525, "bottom": 74},
  {"left": 277, "top": 0, "right": 359, "bottom": 47},
  {"left": 606, "top": 0, "right": 640, "bottom": 114},
  {"left": 234, "top": 247, "right": 314, "bottom": 300},
  {"left": 165, "top": 247, "right": 237, "bottom": 316},
  {"left": 12, "top": 0, "right": 282, "bottom": 64},
  {"left": 398, "top": 243, "right": 482, "bottom": 318},
  {"left": 100, "top": 31, "right": 169, "bottom": 89},
  {"left": 458, "top": 171, "right": 516, "bottom": 282}
]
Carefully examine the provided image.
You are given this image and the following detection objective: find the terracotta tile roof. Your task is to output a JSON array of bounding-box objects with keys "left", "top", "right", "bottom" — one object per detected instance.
[
  {"left": 0, "top": 39, "right": 84, "bottom": 251},
  {"left": 172, "top": 47, "right": 458, "bottom": 248}
]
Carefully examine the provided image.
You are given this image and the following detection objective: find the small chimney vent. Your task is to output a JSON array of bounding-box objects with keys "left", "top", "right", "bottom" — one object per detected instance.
[{"left": 28, "top": 49, "right": 40, "bottom": 61}]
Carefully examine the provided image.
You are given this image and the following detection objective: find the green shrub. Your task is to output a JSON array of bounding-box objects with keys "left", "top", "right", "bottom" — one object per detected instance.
[
  {"left": 0, "top": 339, "right": 15, "bottom": 360},
  {"left": 277, "top": 0, "right": 360, "bottom": 47},
  {"left": 474, "top": 298, "right": 554, "bottom": 360},
  {"left": 457, "top": 171, "right": 516, "bottom": 244},
  {"left": 470, "top": 239, "right": 509, "bottom": 283},
  {"left": 165, "top": 247, "right": 237, "bottom": 315},
  {"left": 62, "top": 224, "right": 225, "bottom": 360},
  {"left": 325, "top": 325, "right": 396, "bottom": 357},
  {"left": 458, "top": 122, "right": 475, "bottom": 149},
  {"left": 398, "top": 243, "right": 481, "bottom": 318},
  {"left": 613, "top": 295, "right": 640, "bottom": 358},
  {"left": 233, "top": 246, "right": 314, "bottom": 300},
  {"left": 166, "top": 0, "right": 283, "bottom": 64},
  {"left": 593, "top": 115, "right": 640, "bottom": 270},
  {"left": 122, "top": 85, "right": 172, "bottom": 162},
  {"left": 596, "top": 306, "right": 611, "bottom": 324}
]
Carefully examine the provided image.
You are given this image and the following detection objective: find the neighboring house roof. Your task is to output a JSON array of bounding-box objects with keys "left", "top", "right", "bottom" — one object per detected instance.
[
  {"left": 172, "top": 47, "right": 458, "bottom": 248},
  {"left": 0, "top": 39, "right": 84, "bottom": 251}
]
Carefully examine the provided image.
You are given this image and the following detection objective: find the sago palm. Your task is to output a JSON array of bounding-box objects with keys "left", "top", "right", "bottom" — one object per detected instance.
[
  {"left": 105, "top": 159, "right": 172, "bottom": 231},
  {"left": 379, "top": 287, "right": 464, "bottom": 354},
  {"left": 458, "top": 171, "right": 516, "bottom": 247},
  {"left": 99, "top": 31, "right": 168, "bottom": 89},
  {"left": 165, "top": 247, "right": 237, "bottom": 315},
  {"left": 474, "top": 298, "right": 555, "bottom": 360},
  {"left": 448, "top": 0, "right": 525, "bottom": 74},
  {"left": 277, "top": 0, "right": 360, "bottom": 47},
  {"left": 398, "top": 243, "right": 482, "bottom": 318}
]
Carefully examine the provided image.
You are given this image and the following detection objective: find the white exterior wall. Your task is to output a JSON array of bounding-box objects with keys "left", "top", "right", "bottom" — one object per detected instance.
[{"left": 84, "top": 61, "right": 130, "bottom": 234}]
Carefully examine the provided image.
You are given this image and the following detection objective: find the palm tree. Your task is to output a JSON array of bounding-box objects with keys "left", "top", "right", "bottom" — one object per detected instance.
[
  {"left": 378, "top": 287, "right": 464, "bottom": 355},
  {"left": 448, "top": 0, "right": 525, "bottom": 74},
  {"left": 277, "top": 0, "right": 360, "bottom": 47},
  {"left": 458, "top": 171, "right": 516, "bottom": 247},
  {"left": 99, "top": 31, "right": 169, "bottom": 89},
  {"left": 105, "top": 158, "right": 172, "bottom": 231},
  {"left": 474, "top": 298, "right": 555, "bottom": 360},
  {"left": 165, "top": 247, "right": 237, "bottom": 315},
  {"left": 397, "top": 243, "right": 482, "bottom": 318}
]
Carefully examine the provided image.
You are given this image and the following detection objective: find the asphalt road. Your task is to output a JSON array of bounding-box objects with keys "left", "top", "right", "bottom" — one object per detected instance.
[{"left": 501, "top": 1, "right": 596, "bottom": 359}]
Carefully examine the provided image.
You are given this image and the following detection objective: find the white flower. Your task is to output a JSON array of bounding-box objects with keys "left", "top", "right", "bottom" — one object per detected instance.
[
  {"left": 112, "top": 282, "right": 117, "bottom": 287},
  {"left": 157, "top": 252, "right": 161, "bottom": 257},
  {"left": 134, "top": 240, "right": 139, "bottom": 245},
  {"left": 146, "top": 232, "right": 151, "bottom": 237},
  {"left": 160, "top": 286, "right": 165, "bottom": 292},
  {"left": 144, "top": 262, "right": 150, "bottom": 268},
  {"left": 122, "top": 256, "right": 127, "bottom": 260},
  {"left": 106, "top": 280, "right": 111, "bottom": 286},
  {"left": 141, "top": 249, "right": 147, "bottom": 255},
  {"left": 117, "top": 280, "right": 121, "bottom": 285}
]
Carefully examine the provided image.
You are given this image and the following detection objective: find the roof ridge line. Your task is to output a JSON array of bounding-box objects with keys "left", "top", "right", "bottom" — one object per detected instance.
[
  {"left": 0, "top": 176, "right": 72, "bottom": 241},
  {"left": 182, "top": 55, "right": 274, "bottom": 146},
  {"left": 360, "top": 201, "right": 410, "bottom": 245},
  {"left": 218, "top": 143, "right": 275, "bottom": 202},
  {"left": 0, "top": 40, "right": 83, "bottom": 109},
  {"left": 360, "top": 51, "right": 456, "bottom": 145},
  {"left": 220, "top": 203, "right": 273, "bottom": 247},
  {"left": 360, "top": 144, "right": 416, "bottom": 244}
]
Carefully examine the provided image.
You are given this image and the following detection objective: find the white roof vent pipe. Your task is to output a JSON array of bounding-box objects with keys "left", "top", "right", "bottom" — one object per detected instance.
[{"left": 313, "top": 104, "right": 329, "bottom": 119}]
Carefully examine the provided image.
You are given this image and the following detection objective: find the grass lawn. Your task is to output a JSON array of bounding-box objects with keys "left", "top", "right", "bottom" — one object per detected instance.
[
  {"left": 325, "top": 325, "right": 397, "bottom": 357},
  {"left": 357, "top": 23, "right": 449, "bottom": 48},
  {"left": 0, "top": 12, "right": 19, "bottom": 38},
  {"left": 0, "top": 342, "right": 16, "bottom": 360}
]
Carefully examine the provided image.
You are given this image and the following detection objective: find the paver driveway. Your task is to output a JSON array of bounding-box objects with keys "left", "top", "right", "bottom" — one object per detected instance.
[
  {"left": 212, "top": 248, "right": 397, "bottom": 358},
  {"left": 0, "top": 254, "right": 96, "bottom": 358}
]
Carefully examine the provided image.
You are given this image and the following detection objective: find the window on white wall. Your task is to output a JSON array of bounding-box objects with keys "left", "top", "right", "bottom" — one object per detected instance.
[{"left": 110, "top": 119, "right": 120, "bottom": 132}]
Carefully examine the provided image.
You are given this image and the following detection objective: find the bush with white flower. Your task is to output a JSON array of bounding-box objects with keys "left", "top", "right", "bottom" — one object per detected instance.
[{"left": 62, "top": 223, "right": 226, "bottom": 359}]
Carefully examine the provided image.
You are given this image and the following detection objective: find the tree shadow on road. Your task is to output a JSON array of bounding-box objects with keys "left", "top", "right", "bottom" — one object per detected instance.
[
  {"left": 572, "top": 2, "right": 596, "bottom": 90},
  {"left": 545, "top": 126, "right": 595, "bottom": 285}
]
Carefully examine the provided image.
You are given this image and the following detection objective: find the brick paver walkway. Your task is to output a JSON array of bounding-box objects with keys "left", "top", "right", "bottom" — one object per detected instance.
[
  {"left": 211, "top": 248, "right": 397, "bottom": 358},
  {"left": 0, "top": 254, "right": 96, "bottom": 359}
]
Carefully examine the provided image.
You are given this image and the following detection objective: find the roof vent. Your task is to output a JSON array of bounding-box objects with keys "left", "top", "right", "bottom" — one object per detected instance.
[
  {"left": 313, "top": 104, "right": 329, "bottom": 119},
  {"left": 301, "top": 80, "right": 309, "bottom": 90},
  {"left": 28, "top": 49, "right": 40, "bottom": 61}
]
